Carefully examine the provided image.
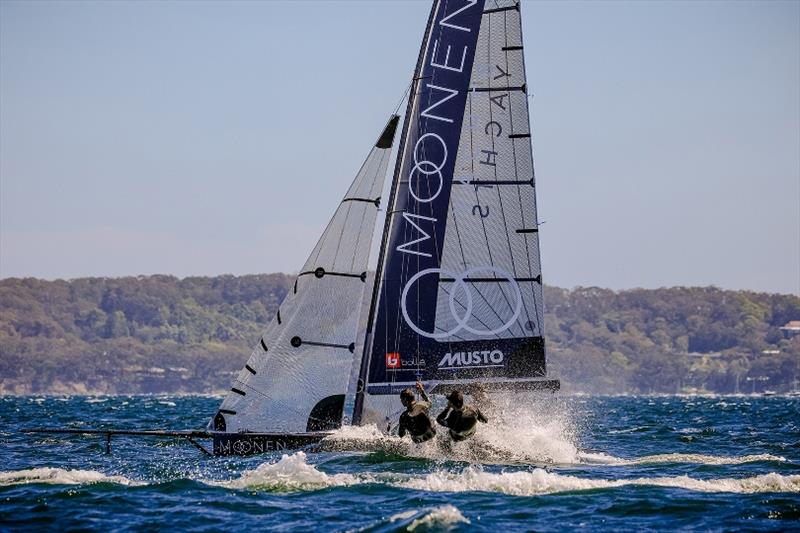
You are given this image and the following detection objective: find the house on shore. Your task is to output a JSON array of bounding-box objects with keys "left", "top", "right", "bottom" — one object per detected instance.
[{"left": 779, "top": 320, "right": 800, "bottom": 339}]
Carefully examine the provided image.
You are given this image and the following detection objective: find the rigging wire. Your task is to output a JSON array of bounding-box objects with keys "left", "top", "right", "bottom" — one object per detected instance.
[{"left": 392, "top": 79, "right": 415, "bottom": 116}]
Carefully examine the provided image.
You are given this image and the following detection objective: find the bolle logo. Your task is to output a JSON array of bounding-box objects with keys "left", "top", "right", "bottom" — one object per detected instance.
[
  {"left": 386, "top": 353, "right": 401, "bottom": 369},
  {"left": 438, "top": 350, "right": 504, "bottom": 369}
]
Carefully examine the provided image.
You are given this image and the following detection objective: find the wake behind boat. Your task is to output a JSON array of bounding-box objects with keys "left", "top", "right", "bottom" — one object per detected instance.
[{"left": 25, "top": 0, "right": 559, "bottom": 456}]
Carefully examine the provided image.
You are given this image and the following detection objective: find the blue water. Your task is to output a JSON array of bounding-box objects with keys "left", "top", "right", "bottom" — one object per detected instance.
[{"left": 2, "top": 395, "right": 799, "bottom": 531}]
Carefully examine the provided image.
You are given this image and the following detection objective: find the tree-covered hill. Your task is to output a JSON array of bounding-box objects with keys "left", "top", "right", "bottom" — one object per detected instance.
[
  {"left": 0, "top": 275, "right": 291, "bottom": 394},
  {"left": 0, "top": 275, "right": 797, "bottom": 394},
  {"left": 543, "top": 286, "right": 799, "bottom": 393}
]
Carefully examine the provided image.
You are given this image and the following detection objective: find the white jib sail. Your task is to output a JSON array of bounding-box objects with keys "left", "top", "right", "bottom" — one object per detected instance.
[{"left": 212, "top": 116, "right": 399, "bottom": 434}]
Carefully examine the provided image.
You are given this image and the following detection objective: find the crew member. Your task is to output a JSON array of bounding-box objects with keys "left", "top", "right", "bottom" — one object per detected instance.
[
  {"left": 397, "top": 381, "right": 436, "bottom": 443},
  {"left": 436, "top": 389, "right": 488, "bottom": 441}
]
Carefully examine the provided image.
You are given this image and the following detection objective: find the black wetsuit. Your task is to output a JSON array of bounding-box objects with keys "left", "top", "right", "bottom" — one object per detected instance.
[
  {"left": 398, "top": 397, "right": 436, "bottom": 443},
  {"left": 436, "top": 405, "right": 488, "bottom": 441}
]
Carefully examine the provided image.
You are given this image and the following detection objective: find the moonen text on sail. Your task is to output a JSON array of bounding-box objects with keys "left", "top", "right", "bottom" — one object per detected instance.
[{"left": 394, "top": 0, "right": 482, "bottom": 260}]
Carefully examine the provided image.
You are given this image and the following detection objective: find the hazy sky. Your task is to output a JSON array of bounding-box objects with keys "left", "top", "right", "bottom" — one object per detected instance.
[{"left": 1, "top": 0, "right": 798, "bottom": 294}]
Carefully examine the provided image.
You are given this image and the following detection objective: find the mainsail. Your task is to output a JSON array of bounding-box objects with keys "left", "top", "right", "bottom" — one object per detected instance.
[
  {"left": 352, "top": 0, "right": 556, "bottom": 426},
  {"left": 212, "top": 116, "right": 399, "bottom": 434}
]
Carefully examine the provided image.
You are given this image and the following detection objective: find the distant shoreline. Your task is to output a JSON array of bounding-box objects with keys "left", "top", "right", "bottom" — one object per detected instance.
[{"left": 1, "top": 274, "right": 798, "bottom": 395}]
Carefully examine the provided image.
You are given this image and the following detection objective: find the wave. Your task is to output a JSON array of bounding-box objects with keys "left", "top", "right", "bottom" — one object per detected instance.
[
  {"left": 577, "top": 452, "right": 787, "bottom": 466},
  {"left": 404, "top": 505, "right": 470, "bottom": 531},
  {"left": 206, "top": 452, "right": 361, "bottom": 491},
  {"left": 357, "top": 505, "right": 469, "bottom": 532},
  {"left": 321, "top": 425, "right": 784, "bottom": 469},
  {"left": 6, "top": 453, "right": 793, "bottom": 496},
  {"left": 397, "top": 467, "right": 800, "bottom": 496},
  {"left": 208, "top": 452, "right": 800, "bottom": 497},
  {"left": 0, "top": 467, "right": 141, "bottom": 487}
]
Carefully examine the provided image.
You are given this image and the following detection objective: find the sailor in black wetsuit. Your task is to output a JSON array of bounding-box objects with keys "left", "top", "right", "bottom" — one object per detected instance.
[
  {"left": 397, "top": 382, "right": 436, "bottom": 443},
  {"left": 436, "top": 390, "right": 488, "bottom": 442}
]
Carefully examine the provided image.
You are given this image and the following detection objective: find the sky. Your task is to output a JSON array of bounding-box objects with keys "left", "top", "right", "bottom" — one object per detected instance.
[{"left": 1, "top": 0, "right": 798, "bottom": 294}]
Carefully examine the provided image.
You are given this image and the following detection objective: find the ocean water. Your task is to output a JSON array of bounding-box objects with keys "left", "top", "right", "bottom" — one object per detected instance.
[{"left": 1, "top": 395, "right": 799, "bottom": 531}]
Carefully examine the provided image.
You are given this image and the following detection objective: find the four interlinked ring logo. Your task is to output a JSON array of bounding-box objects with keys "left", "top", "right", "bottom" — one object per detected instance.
[{"left": 400, "top": 266, "right": 523, "bottom": 339}]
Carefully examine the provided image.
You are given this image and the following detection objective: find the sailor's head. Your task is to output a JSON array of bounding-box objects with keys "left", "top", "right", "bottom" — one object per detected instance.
[
  {"left": 446, "top": 390, "right": 464, "bottom": 409},
  {"left": 400, "top": 388, "right": 415, "bottom": 407}
]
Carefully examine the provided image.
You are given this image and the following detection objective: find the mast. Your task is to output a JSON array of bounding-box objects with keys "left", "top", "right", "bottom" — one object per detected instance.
[{"left": 351, "top": 0, "right": 440, "bottom": 426}]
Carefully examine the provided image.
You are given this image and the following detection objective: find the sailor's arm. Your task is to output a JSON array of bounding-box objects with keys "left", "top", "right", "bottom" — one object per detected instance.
[
  {"left": 398, "top": 415, "right": 407, "bottom": 437},
  {"left": 436, "top": 407, "right": 451, "bottom": 427},
  {"left": 476, "top": 408, "right": 488, "bottom": 423},
  {"left": 415, "top": 381, "right": 431, "bottom": 405}
]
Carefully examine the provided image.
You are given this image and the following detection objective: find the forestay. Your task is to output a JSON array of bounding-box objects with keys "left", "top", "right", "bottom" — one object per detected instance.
[
  {"left": 354, "top": 0, "right": 550, "bottom": 426},
  {"left": 212, "top": 116, "right": 399, "bottom": 434}
]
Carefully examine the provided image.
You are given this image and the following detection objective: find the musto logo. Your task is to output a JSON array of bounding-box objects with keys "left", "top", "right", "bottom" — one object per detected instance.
[
  {"left": 438, "top": 350, "right": 504, "bottom": 369},
  {"left": 401, "top": 266, "right": 522, "bottom": 339}
]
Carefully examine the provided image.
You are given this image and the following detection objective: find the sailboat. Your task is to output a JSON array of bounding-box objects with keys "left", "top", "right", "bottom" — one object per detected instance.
[
  {"left": 23, "top": 0, "right": 559, "bottom": 456},
  {"left": 210, "top": 0, "right": 559, "bottom": 456}
]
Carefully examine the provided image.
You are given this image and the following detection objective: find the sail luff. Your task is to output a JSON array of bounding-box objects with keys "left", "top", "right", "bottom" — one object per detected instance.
[{"left": 350, "top": 0, "right": 442, "bottom": 426}]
